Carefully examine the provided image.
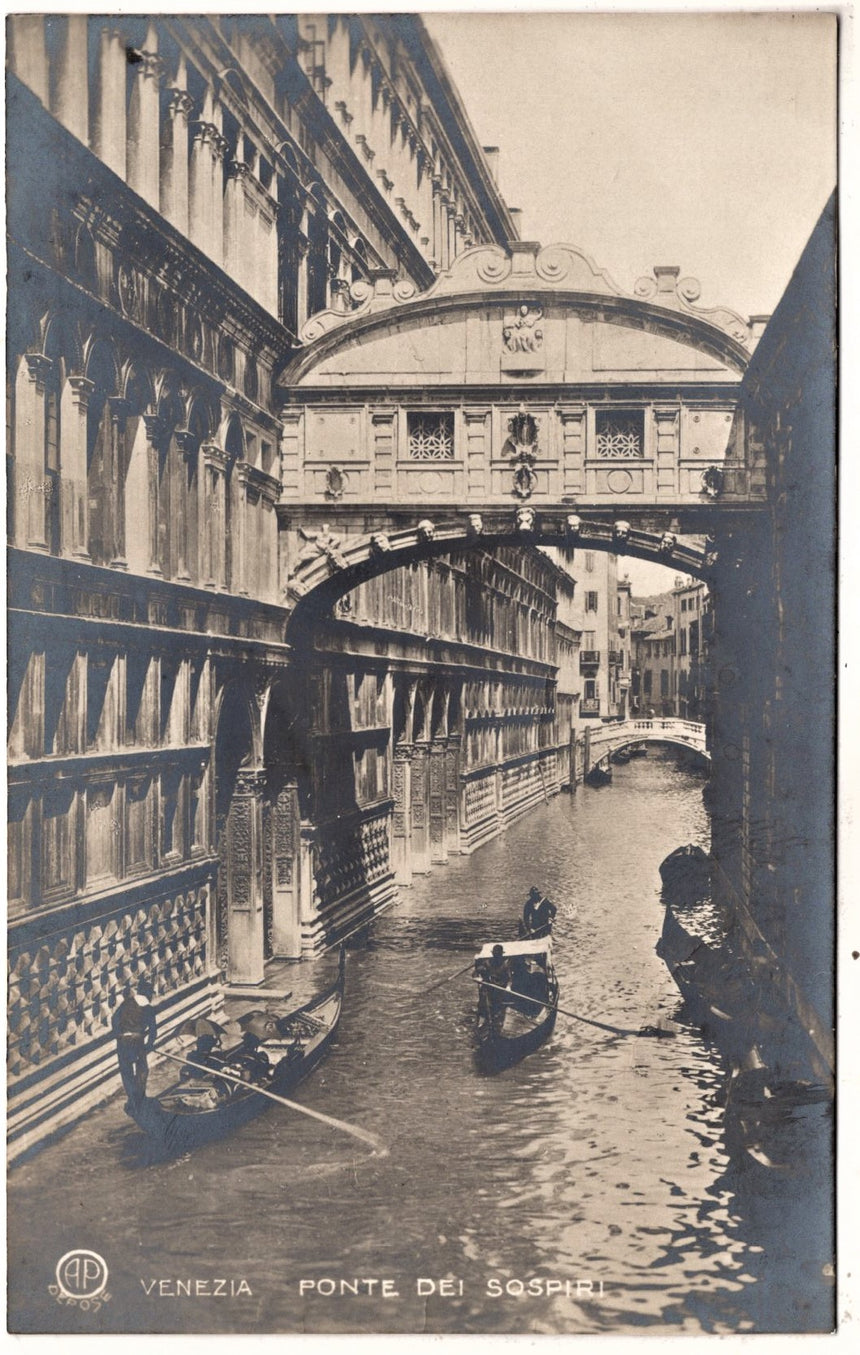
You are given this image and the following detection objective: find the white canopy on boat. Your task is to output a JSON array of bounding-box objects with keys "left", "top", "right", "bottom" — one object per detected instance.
[{"left": 475, "top": 938, "right": 552, "bottom": 960}]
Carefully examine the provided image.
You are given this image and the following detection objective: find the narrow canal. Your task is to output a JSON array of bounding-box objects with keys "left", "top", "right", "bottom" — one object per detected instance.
[{"left": 8, "top": 751, "right": 832, "bottom": 1335}]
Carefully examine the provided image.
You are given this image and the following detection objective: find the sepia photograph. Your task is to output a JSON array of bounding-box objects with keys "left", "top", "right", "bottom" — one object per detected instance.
[{"left": 6, "top": 7, "right": 838, "bottom": 1337}]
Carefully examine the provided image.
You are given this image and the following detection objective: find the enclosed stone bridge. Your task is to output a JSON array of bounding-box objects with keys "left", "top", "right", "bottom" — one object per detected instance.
[
  {"left": 586, "top": 718, "right": 710, "bottom": 772},
  {"left": 276, "top": 240, "right": 769, "bottom": 612}
]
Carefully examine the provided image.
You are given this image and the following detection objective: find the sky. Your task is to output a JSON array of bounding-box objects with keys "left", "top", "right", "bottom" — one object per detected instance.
[
  {"left": 425, "top": 10, "right": 836, "bottom": 321},
  {"left": 424, "top": 8, "right": 837, "bottom": 595}
]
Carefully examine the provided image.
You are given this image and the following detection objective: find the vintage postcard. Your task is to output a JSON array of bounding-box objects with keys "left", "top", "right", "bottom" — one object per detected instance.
[{"left": 6, "top": 8, "right": 838, "bottom": 1337}]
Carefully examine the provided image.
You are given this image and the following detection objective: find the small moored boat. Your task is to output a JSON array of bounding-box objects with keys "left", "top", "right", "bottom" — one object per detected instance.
[
  {"left": 658, "top": 842, "right": 711, "bottom": 901},
  {"left": 127, "top": 952, "right": 345, "bottom": 1154},
  {"left": 474, "top": 938, "right": 558, "bottom": 1073},
  {"left": 586, "top": 763, "right": 612, "bottom": 787}
]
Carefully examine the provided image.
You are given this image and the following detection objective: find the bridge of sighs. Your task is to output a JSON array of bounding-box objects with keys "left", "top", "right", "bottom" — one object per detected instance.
[{"left": 275, "top": 240, "right": 768, "bottom": 609}]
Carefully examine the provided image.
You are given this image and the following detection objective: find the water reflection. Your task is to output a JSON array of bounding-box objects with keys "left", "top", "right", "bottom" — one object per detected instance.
[{"left": 7, "top": 752, "right": 832, "bottom": 1334}]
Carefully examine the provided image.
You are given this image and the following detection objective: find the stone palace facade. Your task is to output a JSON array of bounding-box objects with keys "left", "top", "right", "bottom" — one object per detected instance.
[{"left": 5, "top": 15, "right": 589, "bottom": 1156}]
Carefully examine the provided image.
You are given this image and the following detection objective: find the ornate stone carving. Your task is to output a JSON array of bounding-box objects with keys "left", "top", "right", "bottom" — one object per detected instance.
[
  {"left": 370, "top": 532, "right": 391, "bottom": 555},
  {"left": 292, "top": 523, "right": 347, "bottom": 574},
  {"left": 324, "top": 466, "right": 346, "bottom": 500},
  {"left": 467, "top": 513, "right": 484, "bottom": 537},
  {"left": 566, "top": 514, "right": 582, "bottom": 538},
  {"left": 515, "top": 506, "right": 536, "bottom": 534},
  {"left": 660, "top": 531, "right": 677, "bottom": 555},
  {"left": 701, "top": 466, "right": 725, "bottom": 498},
  {"left": 613, "top": 520, "right": 631, "bottom": 542},
  {"left": 116, "top": 262, "right": 140, "bottom": 320},
  {"left": 417, "top": 518, "right": 436, "bottom": 542},
  {"left": 503, "top": 304, "right": 543, "bottom": 355},
  {"left": 512, "top": 460, "right": 538, "bottom": 500}
]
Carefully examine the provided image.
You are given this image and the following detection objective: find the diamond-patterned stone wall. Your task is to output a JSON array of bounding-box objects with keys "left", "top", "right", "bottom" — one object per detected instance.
[{"left": 8, "top": 884, "right": 209, "bottom": 1086}]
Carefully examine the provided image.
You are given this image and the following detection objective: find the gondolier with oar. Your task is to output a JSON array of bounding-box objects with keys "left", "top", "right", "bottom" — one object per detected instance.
[
  {"left": 521, "top": 886, "right": 557, "bottom": 939},
  {"left": 112, "top": 977, "right": 157, "bottom": 1109}
]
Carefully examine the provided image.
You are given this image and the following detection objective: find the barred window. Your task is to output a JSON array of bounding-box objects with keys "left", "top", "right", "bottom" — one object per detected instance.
[
  {"left": 407, "top": 411, "right": 455, "bottom": 460},
  {"left": 595, "top": 410, "right": 644, "bottom": 458}
]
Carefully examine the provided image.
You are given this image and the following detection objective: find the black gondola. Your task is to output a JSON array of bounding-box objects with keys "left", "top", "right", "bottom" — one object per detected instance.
[
  {"left": 474, "top": 938, "right": 558, "bottom": 1073},
  {"left": 126, "top": 953, "right": 345, "bottom": 1154},
  {"left": 611, "top": 747, "right": 631, "bottom": 764},
  {"left": 586, "top": 763, "right": 612, "bottom": 787},
  {"left": 658, "top": 842, "right": 711, "bottom": 900}
]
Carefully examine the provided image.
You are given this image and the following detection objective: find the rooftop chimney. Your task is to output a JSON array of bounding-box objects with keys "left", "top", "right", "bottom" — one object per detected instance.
[{"left": 483, "top": 146, "right": 500, "bottom": 184}]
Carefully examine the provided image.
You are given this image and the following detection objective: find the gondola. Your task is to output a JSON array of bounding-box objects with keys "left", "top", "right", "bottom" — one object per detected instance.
[
  {"left": 611, "top": 746, "right": 631, "bottom": 764},
  {"left": 628, "top": 744, "right": 648, "bottom": 757},
  {"left": 586, "top": 762, "right": 612, "bottom": 787},
  {"left": 126, "top": 951, "right": 345, "bottom": 1154},
  {"left": 474, "top": 938, "right": 558, "bottom": 1073},
  {"left": 658, "top": 842, "right": 711, "bottom": 900}
]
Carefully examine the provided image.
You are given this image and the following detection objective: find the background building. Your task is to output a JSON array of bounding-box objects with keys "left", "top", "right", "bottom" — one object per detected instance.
[{"left": 631, "top": 577, "right": 710, "bottom": 719}]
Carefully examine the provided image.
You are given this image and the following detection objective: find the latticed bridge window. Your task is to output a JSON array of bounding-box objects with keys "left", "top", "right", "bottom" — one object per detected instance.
[
  {"left": 595, "top": 410, "right": 644, "bottom": 458},
  {"left": 407, "top": 411, "right": 455, "bottom": 460}
]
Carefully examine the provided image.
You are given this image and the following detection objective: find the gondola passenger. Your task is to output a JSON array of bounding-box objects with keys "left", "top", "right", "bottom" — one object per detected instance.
[
  {"left": 230, "top": 1032, "right": 272, "bottom": 1083},
  {"left": 180, "top": 1033, "right": 224, "bottom": 1081},
  {"left": 476, "top": 945, "right": 513, "bottom": 1024}
]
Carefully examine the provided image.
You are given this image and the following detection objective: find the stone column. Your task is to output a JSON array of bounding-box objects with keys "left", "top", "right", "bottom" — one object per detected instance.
[
  {"left": 297, "top": 822, "right": 319, "bottom": 952},
  {"left": 226, "top": 767, "right": 266, "bottom": 985},
  {"left": 141, "top": 414, "right": 168, "bottom": 575},
  {"left": 432, "top": 180, "right": 445, "bottom": 269},
  {"left": 14, "top": 354, "right": 51, "bottom": 552},
  {"left": 210, "top": 130, "right": 228, "bottom": 270},
  {"left": 223, "top": 156, "right": 249, "bottom": 290},
  {"left": 429, "top": 738, "right": 448, "bottom": 864},
  {"left": 126, "top": 27, "right": 161, "bottom": 208},
  {"left": 270, "top": 782, "right": 301, "bottom": 958},
  {"left": 173, "top": 430, "right": 198, "bottom": 582},
  {"left": 93, "top": 25, "right": 127, "bottom": 178},
  {"left": 161, "top": 85, "right": 193, "bottom": 235},
  {"left": 189, "top": 120, "right": 215, "bottom": 257},
  {"left": 53, "top": 15, "right": 88, "bottom": 143},
  {"left": 445, "top": 734, "right": 462, "bottom": 854},
  {"left": 410, "top": 739, "right": 431, "bottom": 874},
  {"left": 201, "top": 444, "right": 228, "bottom": 589},
  {"left": 391, "top": 743, "right": 413, "bottom": 885},
  {"left": 60, "top": 375, "right": 93, "bottom": 559},
  {"left": 104, "top": 396, "right": 129, "bottom": 568},
  {"left": 233, "top": 464, "right": 250, "bottom": 596},
  {"left": 296, "top": 234, "right": 310, "bottom": 332},
  {"left": 494, "top": 718, "right": 505, "bottom": 827}
]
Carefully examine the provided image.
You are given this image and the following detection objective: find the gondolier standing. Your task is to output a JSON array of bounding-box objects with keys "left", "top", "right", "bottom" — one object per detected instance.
[
  {"left": 112, "top": 978, "right": 157, "bottom": 1107},
  {"left": 522, "top": 887, "right": 557, "bottom": 939}
]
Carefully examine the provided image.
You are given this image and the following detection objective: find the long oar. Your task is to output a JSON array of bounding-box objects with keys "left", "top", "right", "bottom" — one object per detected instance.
[
  {"left": 158, "top": 1048, "right": 388, "bottom": 1156},
  {"left": 418, "top": 922, "right": 555, "bottom": 997},
  {"left": 474, "top": 979, "right": 673, "bottom": 1039},
  {"left": 419, "top": 958, "right": 480, "bottom": 996}
]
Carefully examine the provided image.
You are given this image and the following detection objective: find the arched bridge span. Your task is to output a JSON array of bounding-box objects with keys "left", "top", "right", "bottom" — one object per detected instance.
[{"left": 586, "top": 718, "right": 710, "bottom": 771}]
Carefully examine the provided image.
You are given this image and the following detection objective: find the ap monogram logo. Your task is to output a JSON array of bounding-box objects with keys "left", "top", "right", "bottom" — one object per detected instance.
[{"left": 49, "top": 1249, "right": 112, "bottom": 1312}]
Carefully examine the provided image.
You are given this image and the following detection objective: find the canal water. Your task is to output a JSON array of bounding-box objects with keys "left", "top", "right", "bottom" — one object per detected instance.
[{"left": 8, "top": 751, "right": 833, "bottom": 1335}]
